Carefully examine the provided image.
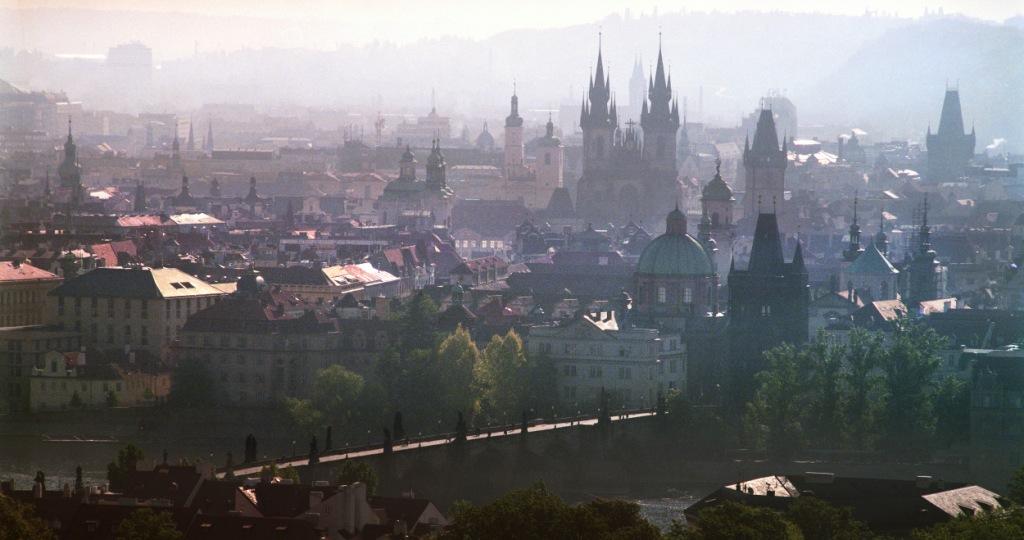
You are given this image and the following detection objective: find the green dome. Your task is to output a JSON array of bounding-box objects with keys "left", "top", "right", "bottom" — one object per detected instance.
[{"left": 636, "top": 231, "right": 715, "bottom": 276}]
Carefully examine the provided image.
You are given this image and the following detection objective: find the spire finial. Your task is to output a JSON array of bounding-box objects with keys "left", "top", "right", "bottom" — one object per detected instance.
[
  {"left": 67, "top": 116, "right": 72, "bottom": 137},
  {"left": 715, "top": 157, "right": 721, "bottom": 175},
  {"left": 512, "top": 78, "right": 516, "bottom": 96}
]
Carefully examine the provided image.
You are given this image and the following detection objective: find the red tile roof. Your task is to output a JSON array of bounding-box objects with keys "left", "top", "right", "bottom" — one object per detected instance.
[{"left": 0, "top": 261, "right": 60, "bottom": 282}]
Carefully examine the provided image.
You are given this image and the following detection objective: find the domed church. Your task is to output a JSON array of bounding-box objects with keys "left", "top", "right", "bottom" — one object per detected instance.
[{"left": 634, "top": 206, "right": 719, "bottom": 329}]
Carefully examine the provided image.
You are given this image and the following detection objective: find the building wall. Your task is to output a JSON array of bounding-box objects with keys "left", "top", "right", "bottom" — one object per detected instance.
[
  {"left": 0, "top": 329, "right": 82, "bottom": 413},
  {"left": 51, "top": 294, "right": 223, "bottom": 358},
  {"left": 0, "top": 278, "right": 62, "bottom": 327},
  {"left": 526, "top": 324, "right": 685, "bottom": 409}
]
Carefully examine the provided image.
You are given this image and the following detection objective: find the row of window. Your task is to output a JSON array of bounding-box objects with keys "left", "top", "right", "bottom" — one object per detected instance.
[
  {"left": 455, "top": 239, "right": 505, "bottom": 250},
  {"left": 0, "top": 289, "right": 43, "bottom": 306}
]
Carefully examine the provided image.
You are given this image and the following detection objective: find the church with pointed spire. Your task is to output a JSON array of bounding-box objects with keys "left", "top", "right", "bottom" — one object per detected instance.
[
  {"left": 575, "top": 36, "right": 682, "bottom": 226},
  {"left": 379, "top": 143, "right": 454, "bottom": 227},
  {"left": 926, "top": 87, "right": 975, "bottom": 183}
]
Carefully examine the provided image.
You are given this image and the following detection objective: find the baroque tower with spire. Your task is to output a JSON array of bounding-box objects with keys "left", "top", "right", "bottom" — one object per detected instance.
[{"left": 575, "top": 35, "right": 682, "bottom": 226}]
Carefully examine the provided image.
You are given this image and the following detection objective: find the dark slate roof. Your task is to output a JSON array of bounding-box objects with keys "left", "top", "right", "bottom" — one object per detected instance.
[
  {"left": 750, "top": 109, "right": 781, "bottom": 155},
  {"left": 702, "top": 171, "right": 734, "bottom": 201},
  {"left": 452, "top": 199, "right": 532, "bottom": 238},
  {"left": 747, "top": 213, "right": 785, "bottom": 274},
  {"left": 847, "top": 242, "right": 898, "bottom": 275},
  {"left": 49, "top": 267, "right": 223, "bottom": 299},
  {"left": 256, "top": 266, "right": 331, "bottom": 286},
  {"left": 542, "top": 187, "right": 576, "bottom": 219}
]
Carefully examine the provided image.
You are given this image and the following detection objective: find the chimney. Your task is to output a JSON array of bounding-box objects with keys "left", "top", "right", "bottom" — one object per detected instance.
[{"left": 11, "top": 258, "right": 21, "bottom": 269}]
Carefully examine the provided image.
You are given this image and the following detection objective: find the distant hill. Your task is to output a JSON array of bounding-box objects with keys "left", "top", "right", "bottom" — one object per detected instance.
[
  {"left": 807, "top": 17, "right": 1024, "bottom": 152},
  {"left": 0, "top": 9, "right": 1019, "bottom": 151}
]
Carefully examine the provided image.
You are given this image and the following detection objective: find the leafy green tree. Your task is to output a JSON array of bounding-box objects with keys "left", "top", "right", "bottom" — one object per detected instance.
[
  {"left": 336, "top": 461, "right": 378, "bottom": 494},
  {"left": 285, "top": 365, "right": 365, "bottom": 435},
  {"left": 746, "top": 343, "right": 812, "bottom": 459},
  {"left": 911, "top": 506, "right": 1024, "bottom": 539},
  {"left": 475, "top": 330, "right": 530, "bottom": 420},
  {"left": 0, "top": 494, "right": 56, "bottom": 540},
  {"left": 259, "top": 463, "right": 299, "bottom": 483},
  {"left": 783, "top": 496, "right": 870, "bottom": 540},
  {"left": 440, "top": 483, "right": 658, "bottom": 539},
  {"left": 284, "top": 397, "right": 325, "bottom": 435},
  {"left": 1007, "top": 465, "right": 1024, "bottom": 504},
  {"left": 435, "top": 325, "right": 481, "bottom": 416},
  {"left": 107, "top": 444, "right": 144, "bottom": 491},
  {"left": 933, "top": 376, "right": 970, "bottom": 448},
  {"left": 679, "top": 501, "right": 800, "bottom": 539},
  {"left": 398, "top": 291, "right": 439, "bottom": 352},
  {"left": 878, "top": 323, "right": 945, "bottom": 455},
  {"left": 841, "top": 329, "right": 884, "bottom": 449},
  {"left": 169, "top": 357, "right": 218, "bottom": 408},
  {"left": 805, "top": 333, "right": 845, "bottom": 447},
  {"left": 114, "top": 508, "right": 182, "bottom": 540}
]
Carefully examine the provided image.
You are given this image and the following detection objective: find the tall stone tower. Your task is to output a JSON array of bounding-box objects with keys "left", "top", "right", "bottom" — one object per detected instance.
[
  {"left": 727, "top": 212, "right": 808, "bottom": 404},
  {"left": 503, "top": 90, "right": 524, "bottom": 170},
  {"left": 640, "top": 43, "right": 680, "bottom": 173},
  {"left": 425, "top": 139, "right": 447, "bottom": 192},
  {"left": 906, "top": 198, "right": 942, "bottom": 306},
  {"left": 926, "top": 88, "right": 975, "bottom": 182},
  {"left": 701, "top": 158, "right": 735, "bottom": 274},
  {"left": 580, "top": 43, "right": 616, "bottom": 175},
  {"left": 535, "top": 116, "right": 564, "bottom": 193},
  {"left": 58, "top": 119, "right": 82, "bottom": 206},
  {"left": 742, "top": 109, "right": 788, "bottom": 230}
]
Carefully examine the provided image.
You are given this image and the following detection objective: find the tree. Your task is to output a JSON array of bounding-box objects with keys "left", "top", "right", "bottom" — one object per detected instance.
[
  {"left": 107, "top": 444, "right": 144, "bottom": 491},
  {"left": 745, "top": 343, "right": 812, "bottom": 459},
  {"left": 260, "top": 463, "right": 299, "bottom": 483},
  {"left": 672, "top": 501, "right": 799, "bottom": 540},
  {"left": 440, "top": 483, "right": 658, "bottom": 540},
  {"left": 783, "top": 496, "right": 870, "bottom": 540},
  {"left": 285, "top": 365, "right": 365, "bottom": 435},
  {"left": 106, "top": 390, "right": 119, "bottom": 408},
  {"left": 336, "top": 461, "right": 378, "bottom": 494},
  {"left": 69, "top": 391, "right": 83, "bottom": 408},
  {"left": 911, "top": 506, "right": 1024, "bottom": 540},
  {"left": 398, "top": 291, "right": 439, "bottom": 352},
  {"left": 475, "top": 330, "right": 530, "bottom": 420},
  {"left": 1007, "top": 465, "right": 1024, "bottom": 504},
  {"left": 0, "top": 494, "right": 56, "bottom": 540},
  {"left": 435, "top": 326, "right": 481, "bottom": 416},
  {"left": 169, "top": 357, "right": 218, "bottom": 408},
  {"left": 841, "top": 329, "right": 884, "bottom": 449},
  {"left": 878, "top": 323, "right": 945, "bottom": 455},
  {"left": 805, "top": 333, "right": 845, "bottom": 447},
  {"left": 933, "top": 376, "right": 970, "bottom": 449},
  {"left": 114, "top": 508, "right": 182, "bottom": 540}
]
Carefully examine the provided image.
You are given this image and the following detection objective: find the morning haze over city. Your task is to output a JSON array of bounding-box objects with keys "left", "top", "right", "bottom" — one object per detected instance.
[{"left": 0, "top": 0, "right": 1022, "bottom": 538}]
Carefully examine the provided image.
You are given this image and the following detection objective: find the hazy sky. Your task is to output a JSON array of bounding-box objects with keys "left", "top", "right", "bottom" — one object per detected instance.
[{"left": 6, "top": 0, "right": 1021, "bottom": 45}]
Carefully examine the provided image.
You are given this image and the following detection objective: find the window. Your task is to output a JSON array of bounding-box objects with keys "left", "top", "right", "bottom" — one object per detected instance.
[
  {"left": 141, "top": 301, "right": 148, "bottom": 319},
  {"left": 544, "top": 153, "right": 551, "bottom": 165},
  {"left": 658, "top": 287, "right": 667, "bottom": 304},
  {"left": 761, "top": 305, "right": 771, "bottom": 316},
  {"left": 619, "top": 367, "right": 632, "bottom": 380},
  {"left": 670, "top": 360, "right": 677, "bottom": 373},
  {"left": 140, "top": 326, "right": 148, "bottom": 346},
  {"left": 562, "top": 365, "right": 577, "bottom": 377},
  {"left": 107, "top": 325, "right": 114, "bottom": 344},
  {"left": 589, "top": 366, "right": 603, "bottom": 378},
  {"left": 124, "top": 299, "right": 131, "bottom": 317},
  {"left": 57, "top": 297, "right": 65, "bottom": 316},
  {"left": 90, "top": 297, "right": 98, "bottom": 316},
  {"left": 124, "top": 325, "right": 132, "bottom": 340},
  {"left": 683, "top": 288, "right": 693, "bottom": 304},
  {"left": 73, "top": 297, "right": 81, "bottom": 316}
]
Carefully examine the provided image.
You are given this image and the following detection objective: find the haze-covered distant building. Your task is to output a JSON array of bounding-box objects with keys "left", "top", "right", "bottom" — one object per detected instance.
[
  {"left": 926, "top": 88, "right": 975, "bottom": 183},
  {"left": 575, "top": 41, "right": 681, "bottom": 225}
]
